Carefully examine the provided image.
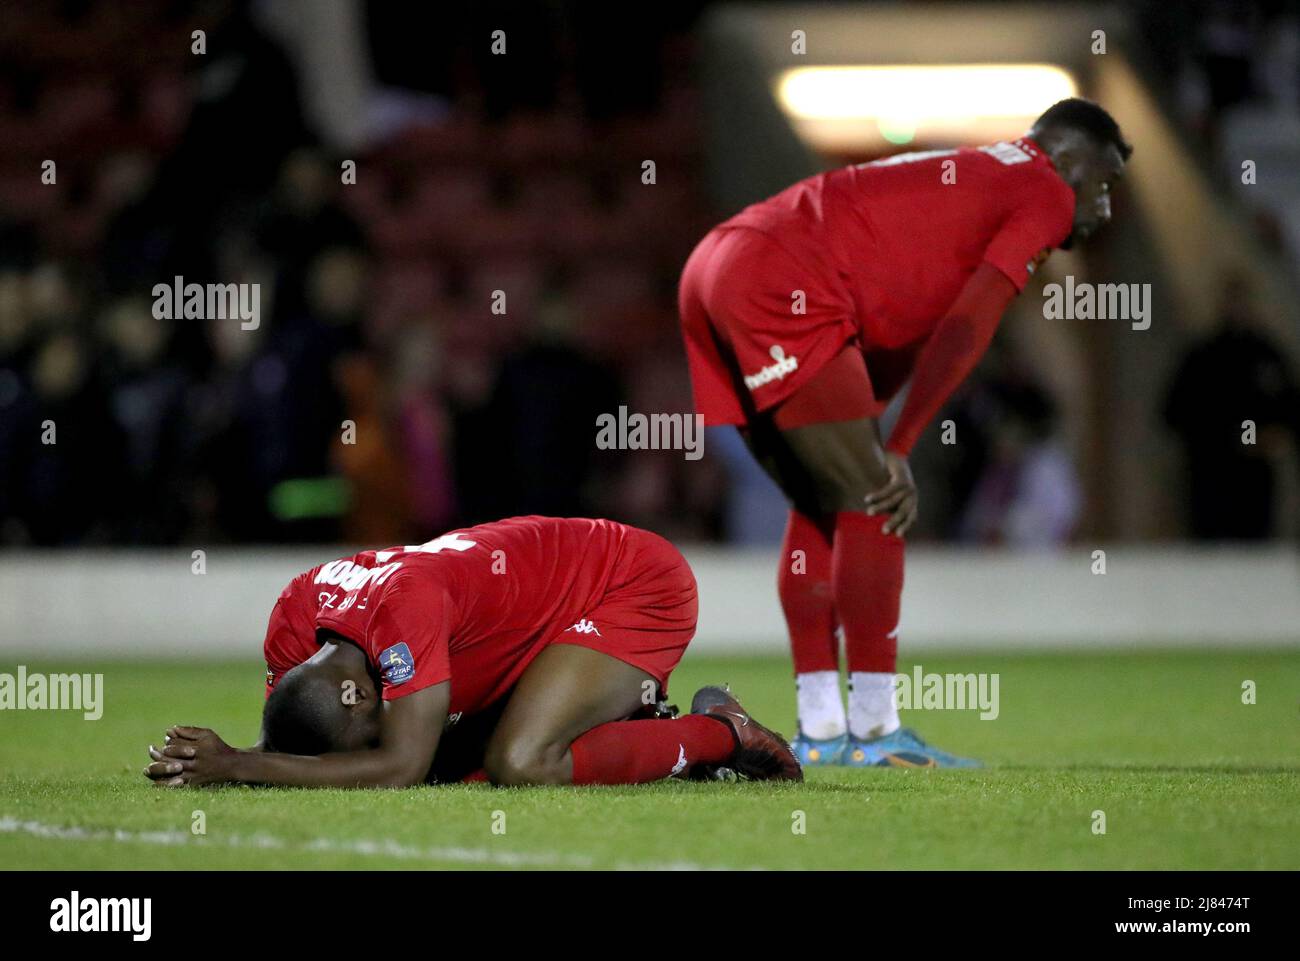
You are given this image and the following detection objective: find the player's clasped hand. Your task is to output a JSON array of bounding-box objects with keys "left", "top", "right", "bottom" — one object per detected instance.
[
  {"left": 143, "top": 725, "right": 236, "bottom": 787},
  {"left": 864, "top": 451, "right": 918, "bottom": 537}
]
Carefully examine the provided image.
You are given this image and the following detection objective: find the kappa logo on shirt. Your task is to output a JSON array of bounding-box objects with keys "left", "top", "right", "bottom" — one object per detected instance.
[
  {"left": 566, "top": 618, "right": 602, "bottom": 636},
  {"left": 379, "top": 642, "right": 415, "bottom": 685}
]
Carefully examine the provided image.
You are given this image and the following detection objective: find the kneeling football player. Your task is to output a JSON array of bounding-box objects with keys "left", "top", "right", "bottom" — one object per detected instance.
[{"left": 143, "top": 516, "right": 801, "bottom": 788}]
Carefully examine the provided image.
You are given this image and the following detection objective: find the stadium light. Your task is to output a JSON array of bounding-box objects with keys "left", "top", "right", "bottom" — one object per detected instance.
[{"left": 775, "top": 64, "right": 1079, "bottom": 150}]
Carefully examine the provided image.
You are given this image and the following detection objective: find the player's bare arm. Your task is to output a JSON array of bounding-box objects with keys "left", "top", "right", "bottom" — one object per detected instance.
[
  {"left": 144, "top": 639, "right": 448, "bottom": 789},
  {"left": 144, "top": 685, "right": 446, "bottom": 789},
  {"left": 862, "top": 261, "right": 1021, "bottom": 534}
]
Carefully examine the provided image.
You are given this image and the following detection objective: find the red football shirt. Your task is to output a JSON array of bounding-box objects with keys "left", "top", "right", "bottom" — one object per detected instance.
[
  {"left": 721, "top": 137, "right": 1075, "bottom": 350},
  {"left": 262, "top": 516, "right": 639, "bottom": 716}
]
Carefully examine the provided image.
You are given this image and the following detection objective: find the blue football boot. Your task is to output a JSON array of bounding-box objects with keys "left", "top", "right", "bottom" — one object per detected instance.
[
  {"left": 842, "top": 727, "right": 983, "bottom": 768},
  {"left": 790, "top": 729, "right": 849, "bottom": 766}
]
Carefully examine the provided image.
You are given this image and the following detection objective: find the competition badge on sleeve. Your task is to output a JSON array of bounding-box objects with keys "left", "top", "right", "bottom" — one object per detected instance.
[{"left": 379, "top": 642, "right": 415, "bottom": 685}]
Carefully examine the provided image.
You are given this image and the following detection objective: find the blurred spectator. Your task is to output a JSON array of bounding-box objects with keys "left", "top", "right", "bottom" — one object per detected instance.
[
  {"left": 99, "top": 296, "right": 189, "bottom": 542},
  {"left": 387, "top": 316, "right": 457, "bottom": 535},
  {"left": 1197, "top": 1, "right": 1262, "bottom": 116},
  {"left": 333, "top": 352, "right": 409, "bottom": 545},
  {"left": 253, "top": 149, "right": 364, "bottom": 326},
  {"left": 97, "top": 152, "right": 166, "bottom": 296},
  {"left": 12, "top": 331, "right": 127, "bottom": 545},
  {"left": 1163, "top": 276, "right": 1299, "bottom": 539},
  {"left": 958, "top": 382, "right": 1082, "bottom": 547},
  {"left": 0, "top": 271, "right": 37, "bottom": 542},
  {"left": 198, "top": 245, "right": 362, "bottom": 543},
  {"left": 186, "top": 301, "right": 277, "bottom": 541},
  {"left": 710, "top": 426, "right": 787, "bottom": 545},
  {"left": 478, "top": 289, "right": 623, "bottom": 521},
  {"left": 610, "top": 336, "right": 728, "bottom": 542}
]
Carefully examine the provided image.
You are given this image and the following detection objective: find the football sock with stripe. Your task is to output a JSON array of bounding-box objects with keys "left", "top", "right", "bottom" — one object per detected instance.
[
  {"left": 835, "top": 511, "right": 902, "bottom": 674},
  {"left": 569, "top": 715, "right": 734, "bottom": 784},
  {"left": 779, "top": 508, "right": 840, "bottom": 675},
  {"left": 780, "top": 509, "right": 849, "bottom": 739},
  {"left": 835, "top": 511, "right": 903, "bottom": 738}
]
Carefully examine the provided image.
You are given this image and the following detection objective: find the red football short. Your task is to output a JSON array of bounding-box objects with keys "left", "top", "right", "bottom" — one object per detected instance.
[
  {"left": 549, "top": 528, "right": 697, "bottom": 695},
  {"left": 679, "top": 226, "right": 872, "bottom": 427}
]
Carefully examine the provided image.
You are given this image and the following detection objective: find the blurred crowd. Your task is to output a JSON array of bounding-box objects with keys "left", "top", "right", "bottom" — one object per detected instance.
[
  {"left": 1142, "top": 0, "right": 1300, "bottom": 275},
  {"left": 1139, "top": 0, "right": 1300, "bottom": 540},
  {"left": 0, "top": 1, "right": 1296, "bottom": 548},
  {"left": 0, "top": 1, "right": 723, "bottom": 547}
]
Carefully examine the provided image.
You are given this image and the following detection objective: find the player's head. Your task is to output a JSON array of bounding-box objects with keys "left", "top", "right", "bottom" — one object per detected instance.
[
  {"left": 261, "top": 644, "right": 380, "bottom": 755},
  {"left": 1028, "top": 98, "right": 1132, "bottom": 249}
]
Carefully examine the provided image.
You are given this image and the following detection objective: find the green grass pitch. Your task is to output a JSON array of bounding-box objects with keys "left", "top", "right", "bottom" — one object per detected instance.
[{"left": 2, "top": 650, "right": 1298, "bottom": 870}]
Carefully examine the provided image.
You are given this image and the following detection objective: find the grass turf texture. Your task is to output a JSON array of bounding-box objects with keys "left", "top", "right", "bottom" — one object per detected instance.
[{"left": 2, "top": 650, "right": 1297, "bottom": 870}]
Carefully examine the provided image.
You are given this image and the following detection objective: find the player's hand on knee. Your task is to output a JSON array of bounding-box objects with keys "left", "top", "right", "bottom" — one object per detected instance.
[
  {"left": 864, "top": 451, "right": 918, "bottom": 537},
  {"left": 883, "top": 490, "right": 918, "bottom": 537}
]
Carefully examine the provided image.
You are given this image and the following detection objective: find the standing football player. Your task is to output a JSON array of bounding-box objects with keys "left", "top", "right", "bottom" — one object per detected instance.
[
  {"left": 678, "top": 98, "right": 1130, "bottom": 767},
  {"left": 144, "top": 516, "right": 801, "bottom": 787}
]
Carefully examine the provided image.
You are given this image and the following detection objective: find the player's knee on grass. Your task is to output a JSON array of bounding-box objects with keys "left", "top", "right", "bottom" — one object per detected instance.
[{"left": 483, "top": 735, "right": 570, "bottom": 786}]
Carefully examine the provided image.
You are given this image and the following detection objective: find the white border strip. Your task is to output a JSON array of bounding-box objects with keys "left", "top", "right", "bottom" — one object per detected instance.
[{"left": 1, "top": 546, "right": 1297, "bottom": 655}]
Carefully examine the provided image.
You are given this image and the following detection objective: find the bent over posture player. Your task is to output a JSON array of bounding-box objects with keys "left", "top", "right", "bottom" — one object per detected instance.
[
  {"left": 678, "top": 98, "right": 1131, "bottom": 767},
  {"left": 144, "top": 516, "right": 801, "bottom": 788}
]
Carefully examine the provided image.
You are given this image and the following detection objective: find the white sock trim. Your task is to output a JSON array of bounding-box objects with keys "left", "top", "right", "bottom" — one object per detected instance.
[
  {"left": 795, "top": 670, "right": 846, "bottom": 739},
  {"left": 848, "top": 671, "right": 901, "bottom": 739}
]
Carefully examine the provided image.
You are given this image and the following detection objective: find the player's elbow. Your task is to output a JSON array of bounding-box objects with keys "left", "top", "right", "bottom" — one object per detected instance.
[
  {"left": 377, "top": 769, "right": 424, "bottom": 789},
  {"left": 371, "top": 771, "right": 422, "bottom": 789},
  {"left": 371, "top": 751, "right": 430, "bottom": 788}
]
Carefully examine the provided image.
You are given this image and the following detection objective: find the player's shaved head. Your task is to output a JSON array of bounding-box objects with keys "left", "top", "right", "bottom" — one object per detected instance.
[
  {"left": 261, "top": 643, "right": 380, "bottom": 755},
  {"left": 1029, "top": 98, "right": 1131, "bottom": 249},
  {"left": 1030, "top": 98, "right": 1132, "bottom": 162}
]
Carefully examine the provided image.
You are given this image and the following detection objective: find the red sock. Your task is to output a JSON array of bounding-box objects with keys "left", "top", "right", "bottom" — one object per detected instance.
[
  {"left": 778, "top": 509, "right": 839, "bottom": 674},
  {"left": 833, "top": 512, "right": 903, "bottom": 674},
  {"left": 569, "top": 715, "right": 734, "bottom": 785},
  {"left": 459, "top": 769, "right": 489, "bottom": 783}
]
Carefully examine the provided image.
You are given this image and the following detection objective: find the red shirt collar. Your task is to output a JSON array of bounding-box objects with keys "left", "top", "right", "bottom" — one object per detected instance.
[
  {"left": 1014, "top": 136, "right": 1044, "bottom": 159},
  {"left": 1014, "top": 136, "right": 1061, "bottom": 174}
]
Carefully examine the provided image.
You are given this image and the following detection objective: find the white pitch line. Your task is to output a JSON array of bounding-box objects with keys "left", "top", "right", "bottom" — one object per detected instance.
[{"left": 0, "top": 816, "right": 747, "bottom": 871}]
